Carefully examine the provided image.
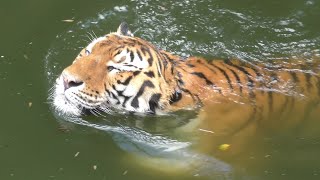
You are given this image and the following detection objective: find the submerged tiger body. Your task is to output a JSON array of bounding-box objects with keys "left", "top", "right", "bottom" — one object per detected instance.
[{"left": 53, "top": 23, "right": 320, "bottom": 134}]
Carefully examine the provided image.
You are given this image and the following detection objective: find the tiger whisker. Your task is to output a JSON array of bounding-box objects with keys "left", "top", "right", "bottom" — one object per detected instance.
[
  {"left": 91, "top": 30, "right": 98, "bottom": 39},
  {"left": 47, "top": 87, "right": 56, "bottom": 100},
  {"left": 85, "top": 33, "right": 93, "bottom": 42},
  {"left": 87, "top": 31, "right": 96, "bottom": 42},
  {"left": 93, "top": 108, "right": 106, "bottom": 117},
  {"left": 132, "top": 27, "right": 140, "bottom": 35},
  {"left": 89, "top": 109, "right": 101, "bottom": 117},
  {"left": 80, "top": 35, "right": 91, "bottom": 43},
  {"left": 44, "top": 100, "right": 54, "bottom": 105},
  {"left": 99, "top": 106, "right": 112, "bottom": 115}
]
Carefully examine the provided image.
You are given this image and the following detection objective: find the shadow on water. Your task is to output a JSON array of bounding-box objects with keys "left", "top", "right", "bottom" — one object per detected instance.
[{"left": 45, "top": 0, "right": 320, "bottom": 179}]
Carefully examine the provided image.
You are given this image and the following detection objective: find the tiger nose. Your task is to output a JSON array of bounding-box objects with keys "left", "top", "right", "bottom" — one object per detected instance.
[{"left": 62, "top": 72, "right": 84, "bottom": 91}]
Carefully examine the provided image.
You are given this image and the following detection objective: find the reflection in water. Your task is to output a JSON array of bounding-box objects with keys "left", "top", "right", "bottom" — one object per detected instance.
[
  {"left": 45, "top": 0, "right": 320, "bottom": 179},
  {"left": 53, "top": 114, "right": 234, "bottom": 178}
]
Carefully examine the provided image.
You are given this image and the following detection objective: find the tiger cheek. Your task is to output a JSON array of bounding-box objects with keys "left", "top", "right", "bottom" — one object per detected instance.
[{"left": 70, "top": 57, "right": 105, "bottom": 91}]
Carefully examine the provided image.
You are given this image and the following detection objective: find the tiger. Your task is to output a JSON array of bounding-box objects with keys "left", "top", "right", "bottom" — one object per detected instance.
[
  {"left": 51, "top": 22, "right": 320, "bottom": 177},
  {"left": 52, "top": 22, "right": 320, "bottom": 140}
]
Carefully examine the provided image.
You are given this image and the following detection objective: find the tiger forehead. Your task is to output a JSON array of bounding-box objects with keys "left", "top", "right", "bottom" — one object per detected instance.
[{"left": 95, "top": 35, "right": 154, "bottom": 51}]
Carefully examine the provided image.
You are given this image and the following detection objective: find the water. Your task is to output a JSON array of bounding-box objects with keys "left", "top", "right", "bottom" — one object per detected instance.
[{"left": 1, "top": 0, "right": 320, "bottom": 179}]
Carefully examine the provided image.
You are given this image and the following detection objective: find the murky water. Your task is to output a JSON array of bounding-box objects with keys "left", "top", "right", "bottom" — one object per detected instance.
[{"left": 1, "top": 0, "right": 320, "bottom": 179}]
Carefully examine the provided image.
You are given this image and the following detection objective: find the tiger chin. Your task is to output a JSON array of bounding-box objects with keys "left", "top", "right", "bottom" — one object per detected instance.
[{"left": 53, "top": 22, "right": 320, "bottom": 127}]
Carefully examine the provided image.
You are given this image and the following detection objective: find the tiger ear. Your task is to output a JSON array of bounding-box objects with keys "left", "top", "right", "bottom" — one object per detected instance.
[{"left": 116, "top": 22, "right": 134, "bottom": 37}]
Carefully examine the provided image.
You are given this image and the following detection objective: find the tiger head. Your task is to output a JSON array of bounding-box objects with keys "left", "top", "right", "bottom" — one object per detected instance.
[{"left": 53, "top": 23, "right": 179, "bottom": 116}]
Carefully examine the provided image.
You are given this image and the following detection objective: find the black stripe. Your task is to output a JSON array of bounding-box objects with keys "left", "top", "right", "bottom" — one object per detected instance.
[
  {"left": 162, "top": 53, "right": 171, "bottom": 61},
  {"left": 177, "top": 72, "right": 184, "bottom": 85},
  {"left": 116, "top": 90, "right": 123, "bottom": 96},
  {"left": 105, "top": 89, "right": 111, "bottom": 96},
  {"left": 114, "top": 50, "right": 121, "bottom": 57},
  {"left": 131, "top": 80, "right": 155, "bottom": 108},
  {"left": 137, "top": 50, "right": 143, "bottom": 61},
  {"left": 115, "top": 89, "right": 132, "bottom": 108},
  {"left": 244, "top": 63, "right": 263, "bottom": 79},
  {"left": 290, "top": 71, "right": 299, "bottom": 83},
  {"left": 224, "top": 60, "right": 254, "bottom": 84},
  {"left": 130, "top": 51, "right": 134, "bottom": 62},
  {"left": 161, "top": 54, "right": 168, "bottom": 69},
  {"left": 113, "top": 46, "right": 124, "bottom": 54},
  {"left": 210, "top": 63, "right": 240, "bottom": 90},
  {"left": 180, "top": 88, "right": 197, "bottom": 103},
  {"left": 191, "top": 72, "right": 213, "bottom": 85},
  {"left": 104, "top": 83, "right": 108, "bottom": 91},
  {"left": 122, "top": 95, "right": 131, "bottom": 108},
  {"left": 141, "top": 46, "right": 149, "bottom": 56},
  {"left": 179, "top": 87, "right": 203, "bottom": 107},
  {"left": 117, "top": 76, "right": 133, "bottom": 85},
  {"left": 187, "top": 63, "right": 195, "bottom": 67},
  {"left": 224, "top": 60, "right": 255, "bottom": 97},
  {"left": 149, "top": 93, "right": 161, "bottom": 113},
  {"left": 133, "top": 71, "right": 141, "bottom": 76},
  {"left": 148, "top": 56, "right": 153, "bottom": 66},
  {"left": 110, "top": 91, "right": 121, "bottom": 105},
  {"left": 305, "top": 73, "right": 312, "bottom": 92},
  {"left": 268, "top": 91, "right": 273, "bottom": 114},
  {"left": 227, "top": 67, "right": 243, "bottom": 94},
  {"left": 278, "top": 96, "right": 289, "bottom": 119},
  {"left": 141, "top": 47, "right": 153, "bottom": 66},
  {"left": 169, "top": 91, "right": 182, "bottom": 104},
  {"left": 123, "top": 64, "right": 138, "bottom": 68},
  {"left": 171, "top": 64, "right": 175, "bottom": 75},
  {"left": 191, "top": 72, "right": 222, "bottom": 94},
  {"left": 112, "top": 85, "right": 116, "bottom": 91},
  {"left": 211, "top": 64, "right": 233, "bottom": 91},
  {"left": 144, "top": 71, "right": 155, "bottom": 78}
]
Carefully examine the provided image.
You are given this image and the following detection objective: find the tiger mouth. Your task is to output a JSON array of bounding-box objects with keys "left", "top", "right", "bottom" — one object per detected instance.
[
  {"left": 65, "top": 95, "right": 111, "bottom": 116},
  {"left": 61, "top": 98, "right": 110, "bottom": 116},
  {"left": 53, "top": 86, "right": 109, "bottom": 117},
  {"left": 80, "top": 107, "right": 95, "bottom": 116}
]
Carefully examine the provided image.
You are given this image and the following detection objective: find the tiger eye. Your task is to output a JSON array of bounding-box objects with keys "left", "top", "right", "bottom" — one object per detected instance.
[{"left": 107, "top": 66, "right": 115, "bottom": 72}]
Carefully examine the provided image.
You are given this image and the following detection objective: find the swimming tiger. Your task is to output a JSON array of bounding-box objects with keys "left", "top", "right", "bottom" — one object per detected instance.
[{"left": 52, "top": 22, "right": 320, "bottom": 134}]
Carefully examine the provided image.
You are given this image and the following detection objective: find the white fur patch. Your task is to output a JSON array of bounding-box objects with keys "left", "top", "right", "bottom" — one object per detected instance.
[
  {"left": 53, "top": 76, "right": 82, "bottom": 116},
  {"left": 111, "top": 49, "right": 149, "bottom": 72},
  {"left": 53, "top": 74, "right": 105, "bottom": 116},
  {"left": 86, "top": 37, "right": 107, "bottom": 52}
]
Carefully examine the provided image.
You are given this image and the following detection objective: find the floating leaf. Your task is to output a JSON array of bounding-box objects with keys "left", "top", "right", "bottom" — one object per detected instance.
[
  {"left": 219, "top": 144, "right": 230, "bottom": 151},
  {"left": 74, "top": 152, "right": 80, "bottom": 157},
  {"left": 23, "top": 54, "right": 29, "bottom": 59},
  {"left": 61, "top": 19, "right": 74, "bottom": 23}
]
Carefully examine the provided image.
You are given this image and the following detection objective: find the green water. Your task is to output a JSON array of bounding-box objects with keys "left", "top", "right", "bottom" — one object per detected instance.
[{"left": 1, "top": 0, "right": 320, "bottom": 179}]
